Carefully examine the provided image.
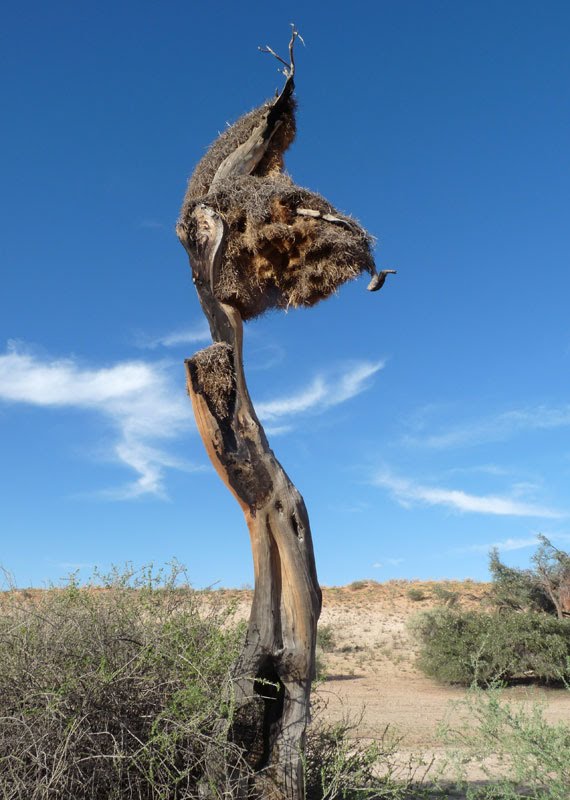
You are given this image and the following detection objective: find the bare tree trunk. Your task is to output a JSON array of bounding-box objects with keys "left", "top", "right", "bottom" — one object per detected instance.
[
  {"left": 179, "top": 207, "right": 321, "bottom": 799},
  {"left": 175, "top": 27, "right": 391, "bottom": 795}
]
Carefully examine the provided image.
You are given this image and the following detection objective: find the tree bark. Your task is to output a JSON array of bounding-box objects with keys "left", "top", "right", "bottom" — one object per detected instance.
[{"left": 178, "top": 206, "right": 321, "bottom": 799}]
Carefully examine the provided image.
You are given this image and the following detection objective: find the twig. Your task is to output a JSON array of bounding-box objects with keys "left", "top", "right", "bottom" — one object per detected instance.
[
  {"left": 296, "top": 207, "right": 357, "bottom": 231},
  {"left": 367, "top": 269, "right": 397, "bottom": 293},
  {"left": 259, "top": 24, "right": 304, "bottom": 79}
]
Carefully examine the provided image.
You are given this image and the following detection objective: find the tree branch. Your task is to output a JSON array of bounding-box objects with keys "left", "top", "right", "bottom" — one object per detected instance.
[{"left": 259, "top": 24, "right": 304, "bottom": 79}]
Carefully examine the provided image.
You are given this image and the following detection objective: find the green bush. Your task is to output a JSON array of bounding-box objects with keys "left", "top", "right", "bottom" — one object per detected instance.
[
  {"left": 304, "top": 707, "right": 427, "bottom": 800},
  {"left": 410, "top": 608, "right": 570, "bottom": 685},
  {"left": 0, "top": 565, "right": 422, "bottom": 799},
  {"left": 348, "top": 580, "right": 369, "bottom": 590},
  {"left": 438, "top": 685, "right": 570, "bottom": 799},
  {"left": 431, "top": 584, "right": 459, "bottom": 608},
  {"left": 317, "top": 623, "right": 336, "bottom": 653},
  {"left": 0, "top": 564, "right": 248, "bottom": 799},
  {"left": 406, "top": 587, "right": 426, "bottom": 602}
]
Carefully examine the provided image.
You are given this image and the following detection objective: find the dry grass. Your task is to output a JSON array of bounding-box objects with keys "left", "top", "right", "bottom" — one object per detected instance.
[
  {"left": 188, "top": 342, "right": 235, "bottom": 419},
  {"left": 182, "top": 94, "right": 297, "bottom": 202}
]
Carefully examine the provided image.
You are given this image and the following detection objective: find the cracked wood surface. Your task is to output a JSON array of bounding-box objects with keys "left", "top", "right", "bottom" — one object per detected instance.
[{"left": 186, "top": 337, "right": 321, "bottom": 797}]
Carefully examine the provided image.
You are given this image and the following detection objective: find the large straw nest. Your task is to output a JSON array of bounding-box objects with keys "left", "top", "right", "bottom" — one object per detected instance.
[{"left": 179, "top": 93, "right": 375, "bottom": 321}]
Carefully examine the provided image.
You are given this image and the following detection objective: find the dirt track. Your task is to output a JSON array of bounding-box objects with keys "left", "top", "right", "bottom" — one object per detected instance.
[{"left": 313, "top": 580, "right": 570, "bottom": 782}]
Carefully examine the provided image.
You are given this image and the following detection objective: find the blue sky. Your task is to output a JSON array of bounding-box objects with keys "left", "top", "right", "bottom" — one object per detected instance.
[{"left": 1, "top": 1, "right": 569, "bottom": 588}]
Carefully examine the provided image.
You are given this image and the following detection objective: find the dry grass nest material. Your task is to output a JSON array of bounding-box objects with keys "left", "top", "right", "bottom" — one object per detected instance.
[
  {"left": 179, "top": 94, "right": 376, "bottom": 321},
  {"left": 190, "top": 343, "right": 235, "bottom": 419},
  {"left": 184, "top": 96, "right": 298, "bottom": 201}
]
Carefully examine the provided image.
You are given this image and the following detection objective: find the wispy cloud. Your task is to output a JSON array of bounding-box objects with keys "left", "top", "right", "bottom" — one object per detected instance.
[
  {"left": 264, "top": 424, "right": 294, "bottom": 437},
  {"left": 0, "top": 343, "right": 383, "bottom": 498},
  {"left": 135, "top": 324, "right": 211, "bottom": 350},
  {"left": 373, "top": 469, "right": 565, "bottom": 519},
  {"left": 0, "top": 341, "right": 197, "bottom": 499},
  {"left": 373, "top": 558, "right": 404, "bottom": 568},
  {"left": 405, "top": 405, "right": 570, "bottom": 449},
  {"left": 446, "top": 464, "right": 512, "bottom": 478},
  {"left": 246, "top": 341, "right": 286, "bottom": 372},
  {"left": 456, "top": 536, "right": 540, "bottom": 554},
  {"left": 457, "top": 532, "right": 570, "bottom": 554},
  {"left": 256, "top": 361, "right": 384, "bottom": 422}
]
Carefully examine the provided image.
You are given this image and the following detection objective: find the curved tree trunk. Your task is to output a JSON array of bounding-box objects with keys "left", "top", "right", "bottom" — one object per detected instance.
[{"left": 178, "top": 207, "right": 321, "bottom": 799}]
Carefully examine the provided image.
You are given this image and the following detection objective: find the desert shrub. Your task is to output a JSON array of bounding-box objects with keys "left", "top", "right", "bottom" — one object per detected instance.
[
  {"left": 348, "top": 580, "right": 369, "bottom": 591},
  {"left": 438, "top": 685, "right": 570, "bottom": 799},
  {"left": 0, "top": 564, "right": 248, "bottom": 799},
  {"left": 410, "top": 608, "right": 570, "bottom": 685},
  {"left": 406, "top": 587, "right": 426, "bottom": 602},
  {"left": 315, "top": 625, "right": 336, "bottom": 681},
  {"left": 431, "top": 584, "right": 459, "bottom": 608},
  {"left": 304, "top": 707, "right": 429, "bottom": 800},
  {"left": 0, "top": 566, "right": 425, "bottom": 799},
  {"left": 317, "top": 624, "right": 337, "bottom": 653}
]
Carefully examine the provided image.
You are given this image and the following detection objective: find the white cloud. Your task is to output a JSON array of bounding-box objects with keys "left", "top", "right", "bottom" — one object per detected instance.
[
  {"left": 135, "top": 324, "right": 211, "bottom": 349},
  {"left": 457, "top": 537, "right": 540, "bottom": 554},
  {"left": 256, "top": 361, "right": 384, "bottom": 422},
  {"left": 264, "top": 424, "right": 294, "bottom": 437},
  {"left": 0, "top": 343, "right": 383, "bottom": 499},
  {"left": 0, "top": 341, "right": 197, "bottom": 499},
  {"left": 374, "top": 470, "right": 565, "bottom": 519},
  {"left": 373, "top": 558, "right": 404, "bottom": 568},
  {"left": 245, "top": 339, "right": 286, "bottom": 372},
  {"left": 405, "top": 405, "right": 570, "bottom": 449},
  {"left": 257, "top": 377, "right": 326, "bottom": 420},
  {"left": 460, "top": 532, "right": 570, "bottom": 554},
  {"left": 446, "top": 464, "right": 511, "bottom": 477}
]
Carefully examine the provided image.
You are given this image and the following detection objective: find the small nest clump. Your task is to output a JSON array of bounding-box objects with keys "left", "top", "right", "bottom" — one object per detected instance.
[
  {"left": 179, "top": 88, "right": 376, "bottom": 321},
  {"left": 189, "top": 343, "right": 235, "bottom": 419}
]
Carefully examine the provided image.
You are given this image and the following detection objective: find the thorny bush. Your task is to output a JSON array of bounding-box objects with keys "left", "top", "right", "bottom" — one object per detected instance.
[{"left": 0, "top": 565, "right": 424, "bottom": 799}]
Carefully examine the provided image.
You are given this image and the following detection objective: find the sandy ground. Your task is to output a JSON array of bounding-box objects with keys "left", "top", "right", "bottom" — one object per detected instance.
[
  {"left": 224, "top": 579, "right": 570, "bottom": 784},
  {"left": 311, "top": 580, "right": 570, "bottom": 784}
]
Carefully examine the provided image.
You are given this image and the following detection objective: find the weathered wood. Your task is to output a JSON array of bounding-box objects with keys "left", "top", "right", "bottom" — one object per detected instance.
[
  {"left": 186, "top": 346, "right": 321, "bottom": 797},
  {"left": 179, "top": 205, "right": 321, "bottom": 799},
  {"left": 177, "top": 32, "right": 322, "bottom": 796}
]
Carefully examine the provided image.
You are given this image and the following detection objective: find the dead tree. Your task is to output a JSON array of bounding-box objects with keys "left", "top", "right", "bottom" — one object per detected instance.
[
  {"left": 532, "top": 534, "right": 570, "bottom": 619},
  {"left": 176, "top": 29, "right": 392, "bottom": 799}
]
